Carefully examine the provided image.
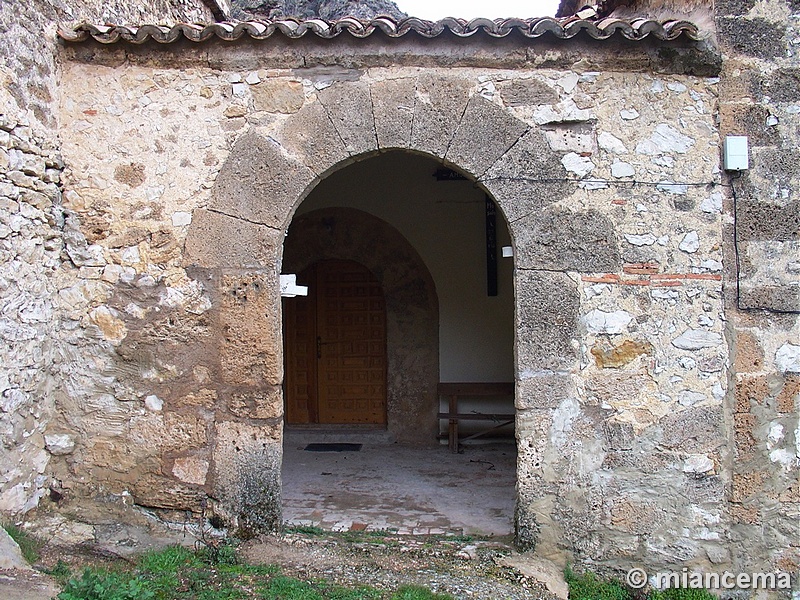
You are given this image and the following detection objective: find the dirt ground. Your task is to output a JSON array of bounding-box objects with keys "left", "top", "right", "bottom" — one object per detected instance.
[{"left": 240, "top": 530, "right": 563, "bottom": 599}]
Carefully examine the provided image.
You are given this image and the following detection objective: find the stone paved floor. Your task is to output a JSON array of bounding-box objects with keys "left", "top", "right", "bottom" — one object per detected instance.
[{"left": 282, "top": 431, "right": 517, "bottom": 536}]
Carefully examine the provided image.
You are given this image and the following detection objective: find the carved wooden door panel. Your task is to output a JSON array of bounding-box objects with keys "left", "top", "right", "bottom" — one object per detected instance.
[{"left": 284, "top": 260, "right": 387, "bottom": 425}]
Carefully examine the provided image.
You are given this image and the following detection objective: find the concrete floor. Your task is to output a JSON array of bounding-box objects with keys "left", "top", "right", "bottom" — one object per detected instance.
[{"left": 281, "top": 430, "right": 517, "bottom": 536}]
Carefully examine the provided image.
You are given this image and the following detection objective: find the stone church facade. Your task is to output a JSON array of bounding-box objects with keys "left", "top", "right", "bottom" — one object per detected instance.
[{"left": 1, "top": 0, "right": 797, "bottom": 588}]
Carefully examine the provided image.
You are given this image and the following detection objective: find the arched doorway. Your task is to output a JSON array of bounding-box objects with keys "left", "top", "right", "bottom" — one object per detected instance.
[
  {"left": 284, "top": 259, "right": 387, "bottom": 426},
  {"left": 280, "top": 151, "right": 517, "bottom": 535}
]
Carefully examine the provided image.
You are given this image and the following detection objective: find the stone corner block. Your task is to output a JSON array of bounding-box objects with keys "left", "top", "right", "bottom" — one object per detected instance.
[
  {"left": 317, "top": 81, "right": 377, "bottom": 157},
  {"left": 184, "top": 209, "right": 281, "bottom": 269},
  {"left": 371, "top": 77, "right": 416, "bottom": 150},
  {"left": 277, "top": 99, "right": 351, "bottom": 177},
  {"left": 410, "top": 74, "right": 472, "bottom": 159},
  {"left": 446, "top": 95, "right": 528, "bottom": 178},
  {"left": 209, "top": 131, "right": 314, "bottom": 228}
]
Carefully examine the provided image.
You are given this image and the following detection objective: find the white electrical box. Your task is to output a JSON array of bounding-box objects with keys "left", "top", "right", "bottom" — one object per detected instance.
[{"left": 724, "top": 136, "right": 749, "bottom": 171}]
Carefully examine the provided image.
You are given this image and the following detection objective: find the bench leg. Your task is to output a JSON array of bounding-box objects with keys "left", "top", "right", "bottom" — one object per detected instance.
[{"left": 448, "top": 394, "right": 458, "bottom": 452}]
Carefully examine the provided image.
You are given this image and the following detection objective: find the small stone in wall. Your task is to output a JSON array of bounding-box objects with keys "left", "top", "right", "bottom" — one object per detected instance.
[
  {"left": 172, "top": 457, "right": 209, "bottom": 485},
  {"left": 620, "top": 108, "right": 639, "bottom": 120},
  {"left": 1, "top": 388, "right": 27, "bottom": 413},
  {"left": 683, "top": 454, "right": 714, "bottom": 474},
  {"left": 591, "top": 339, "right": 653, "bottom": 368},
  {"left": 636, "top": 124, "right": 694, "bottom": 155},
  {"left": 561, "top": 152, "right": 594, "bottom": 178},
  {"left": 700, "top": 191, "right": 723, "bottom": 214},
  {"left": 656, "top": 181, "right": 688, "bottom": 195},
  {"left": 625, "top": 233, "right": 657, "bottom": 246},
  {"left": 88, "top": 306, "right": 127, "bottom": 344},
  {"left": 171, "top": 211, "right": 192, "bottom": 227},
  {"left": 223, "top": 105, "right": 247, "bottom": 118},
  {"left": 678, "top": 390, "right": 706, "bottom": 407},
  {"left": 775, "top": 343, "right": 800, "bottom": 373},
  {"left": 672, "top": 329, "right": 723, "bottom": 351},
  {"left": 598, "top": 132, "right": 627, "bottom": 154},
  {"left": 232, "top": 83, "right": 247, "bottom": 98},
  {"left": 44, "top": 433, "right": 75, "bottom": 456},
  {"left": 144, "top": 395, "right": 163, "bottom": 412},
  {"left": 611, "top": 161, "right": 635, "bottom": 178},
  {"left": 583, "top": 309, "right": 633, "bottom": 334},
  {"left": 679, "top": 231, "right": 700, "bottom": 253}
]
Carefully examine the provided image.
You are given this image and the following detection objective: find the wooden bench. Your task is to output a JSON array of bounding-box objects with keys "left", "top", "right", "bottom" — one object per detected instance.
[{"left": 437, "top": 382, "right": 515, "bottom": 452}]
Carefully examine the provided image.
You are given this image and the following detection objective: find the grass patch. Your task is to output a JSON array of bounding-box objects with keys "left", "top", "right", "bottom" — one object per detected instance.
[
  {"left": 565, "top": 567, "right": 631, "bottom": 600},
  {"left": 54, "top": 543, "right": 450, "bottom": 600},
  {"left": 59, "top": 568, "right": 155, "bottom": 600},
  {"left": 285, "top": 525, "right": 326, "bottom": 536},
  {"left": 2, "top": 522, "right": 41, "bottom": 564},
  {"left": 389, "top": 586, "right": 453, "bottom": 600},
  {"left": 565, "top": 567, "right": 721, "bottom": 600}
]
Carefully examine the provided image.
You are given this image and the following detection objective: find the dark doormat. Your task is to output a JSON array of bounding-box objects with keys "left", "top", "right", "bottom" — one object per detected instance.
[{"left": 304, "top": 443, "right": 362, "bottom": 452}]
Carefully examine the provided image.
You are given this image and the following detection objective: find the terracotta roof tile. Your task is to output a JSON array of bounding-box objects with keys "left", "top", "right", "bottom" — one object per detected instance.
[{"left": 58, "top": 16, "right": 703, "bottom": 44}]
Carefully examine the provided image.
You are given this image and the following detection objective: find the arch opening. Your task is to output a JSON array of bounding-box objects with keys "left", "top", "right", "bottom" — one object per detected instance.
[{"left": 280, "top": 149, "right": 517, "bottom": 536}]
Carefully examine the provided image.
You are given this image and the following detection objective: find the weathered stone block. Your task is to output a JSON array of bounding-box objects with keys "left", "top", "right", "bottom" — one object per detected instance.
[
  {"left": 659, "top": 406, "right": 724, "bottom": 453},
  {"left": 131, "top": 474, "right": 206, "bottom": 512},
  {"left": 218, "top": 272, "right": 282, "bottom": 387},
  {"left": 162, "top": 413, "right": 208, "bottom": 451},
  {"left": 251, "top": 79, "right": 304, "bottom": 113},
  {"left": 209, "top": 132, "right": 314, "bottom": 229},
  {"left": 731, "top": 471, "right": 767, "bottom": 503},
  {"left": 484, "top": 128, "right": 574, "bottom": 223},
  {"left": 516, "top": 270, "right": 579, "bottom": 371},
  {"left": 371, "top": 77, "right": 415, "bottom": 150},
  {"left": 716, "top": 17, "right": 787, "bottom": 59},
  {"left": 514, "top": 208, "right": 620, "bottom": 272},
  {"left": 716, "top": 0, "right": 757, "bottom": 14},
  {"left": 212, "top": 420, "right": 282, "bottom": 535},
  {"left": 317, "top": 81, "right": 376, "bottom": 156},
  {"left": 171, "top": 456, "right": 210, "bottom": 486},
  {"left": 446, "top": 95, "right": 528, "bottom": 178},
  {"left": 184, "top": 209, "right": 282, "bottom": 269},
  {"left": 718, "top": 103, "right": 779, "bottom": 146},
  {"left": 228, "top": 387, "right": 282, "bottom": 420},
  {"left": 739, "top": 284, "right": 800, "bottom": 313},
  {"left": 734, "top": 332, "right": 764, "bottom": 373},
  {"left": 279, "top": 99, "right": 351, "bottom": 176},
  {"left": 761, "top": 68, "right": 800, "bottom": 103},
  {"left": 516, "top": 372, "right": 573, "bottom": 409},
  {"left": 736, "top": 199, "right": 799, "bottom": 242},
  {"left": 776, "top": 375, "right": 799, "bottom": 413},
  {"left": 497, "top": 78, "right": 558, "bottom": 107},
  {"left": 735, "top": 375, "right": 769, "bottom": 413},
  {"left": 410, "top": 74, "right": 471, "bottom": 159}
]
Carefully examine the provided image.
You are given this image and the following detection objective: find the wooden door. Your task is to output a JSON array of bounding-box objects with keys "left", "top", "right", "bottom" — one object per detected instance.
[{"left": 284, "top": 260, "right": 387, "bottom": 425}]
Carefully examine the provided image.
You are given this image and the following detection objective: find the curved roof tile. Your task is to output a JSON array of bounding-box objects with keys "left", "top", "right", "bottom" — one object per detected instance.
[{"left": 58, "top": 16, "right": 703, "bottom": 44}]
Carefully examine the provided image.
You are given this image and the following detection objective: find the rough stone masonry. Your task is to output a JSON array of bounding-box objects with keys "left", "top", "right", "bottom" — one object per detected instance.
[{"left": 0, "top": 0, "right": 798, "bottom": 595}]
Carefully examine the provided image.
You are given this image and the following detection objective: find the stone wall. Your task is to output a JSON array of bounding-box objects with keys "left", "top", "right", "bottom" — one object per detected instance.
[
  {"left": 1, "top": 1, "right": 796, "bottom": 590},
  {"left": 0, "top": 0, "right": 217, "bottom": 516},
  {"left": 50, "top": 32, "right": 744, "bottom": 573},
  {"left": 716, "top": 0, "right": 800, "bottom": 579}
]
